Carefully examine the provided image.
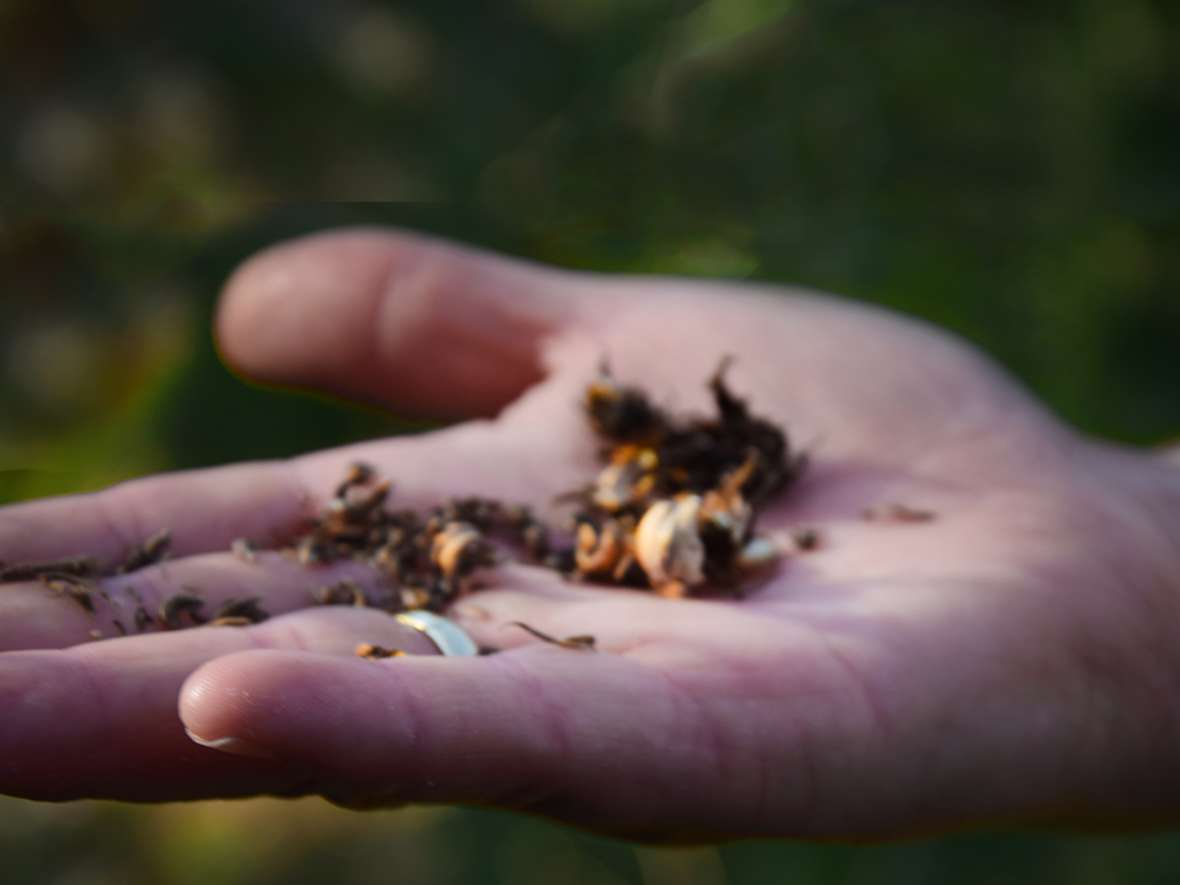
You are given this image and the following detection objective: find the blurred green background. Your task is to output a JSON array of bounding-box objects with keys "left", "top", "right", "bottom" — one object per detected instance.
[{"left": 3, "top": 0, "right": 1179, "bottom": 882}]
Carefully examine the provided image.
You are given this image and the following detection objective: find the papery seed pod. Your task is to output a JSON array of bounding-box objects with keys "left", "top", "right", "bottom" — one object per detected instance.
[
  {"left": 400, "top": 586, "right": 432, "bottom": 611},
  {"left": 430, "top": 521, "right": 488, "bottom": 580},
  {"left": 334, "top": 461, "right": 376, "bottom": 499},
  {"left": 585, "top": 362, "right": 667, "bottom": 443},
  {"left": 633, "top": 495, "right": 706, "bottom": 596},
  {"left": 698, "top": 455, "right": 756, "bottom": 545},
  {"left": 592, "top": 444, "right": 658, "bottom": 512},
  {"left": 341, "top": 480, "right": 392, "bottom": 521},
  {"left": 1, "top": 556, "right": 99, "bottom": 583},
  {"left": 574, "top": 519, "right": 627, "bottom": 577}
]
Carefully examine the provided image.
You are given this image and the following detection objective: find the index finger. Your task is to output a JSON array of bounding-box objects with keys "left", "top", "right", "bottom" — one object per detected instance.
[{"left": 0, "top": 459, "right": 306, "bottom": 569}]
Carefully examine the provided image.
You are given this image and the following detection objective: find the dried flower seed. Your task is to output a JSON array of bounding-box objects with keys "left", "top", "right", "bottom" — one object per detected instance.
[
  {"left": 431, "top": 521, "right": 495, "bottom": 583},
  {"left": 592, "top": 445, "right": 659, "bottom": 512},
  {"left": 355, "top": 643, "right": 404, "bottom": 659},
  {"left": 1, "top": 556, "right": 99, "bottom": 583},
  {"left": 585, "top": 362, "right": 667, "bottom": 444},
  {"left": 314, "top": 580, "right": 368, "bottom": 607},
  {"left": 212, "top": 596, "right": 268, "bottom": 624},
  {"left": 39, "top": 573, "right": 96, "bottom": 612},
  {"left": 633, "top": 495, "right": 707, "bottom": 597},
  {"left": 334, "top": 461, "right": 376, "bottom": 499},
  {"left": 118, "top": 529, "right": 172, "bottom": 574},
  {"left": 511, "top": 621, "right": 596, "bottom": 650},
  {"left": 159, "top": 591, "right": 207, "bottom": 630}
]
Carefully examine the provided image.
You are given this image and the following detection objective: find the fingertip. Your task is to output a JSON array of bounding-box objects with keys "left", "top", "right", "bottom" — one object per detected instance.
[
  {"left": 215, "top": 229, "right": 401, "bottom": 386},
  {"left": 215, "top": 228, "right": 583, "bottom": 419},
  {"left": 179, "top": 648, "right": 291, "bottom": 747},
  {"left": 179, "top": 647, "right": 411, "bottom": 754},
  {"left": 184, "top": 730, "right": 277, "bottom": 759}
]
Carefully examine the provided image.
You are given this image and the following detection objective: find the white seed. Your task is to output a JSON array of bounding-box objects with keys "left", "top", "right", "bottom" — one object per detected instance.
[
  {"left": 634, "top": 495, "right": 705, "bottom": 590},
  {"left": 736, "top": 535, "right": 783, "bottom": 572}
]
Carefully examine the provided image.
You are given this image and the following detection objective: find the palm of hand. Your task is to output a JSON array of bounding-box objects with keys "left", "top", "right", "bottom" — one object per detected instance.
[{"left": 1, "top": 232, "right": 1176, "bottom": 839}]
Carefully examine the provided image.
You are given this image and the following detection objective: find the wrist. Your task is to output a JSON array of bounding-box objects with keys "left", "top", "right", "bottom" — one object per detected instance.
[
  {"left": 1108, "top": 443, "right": 1180, "bottom": 821},
  {"left": 1063, "top": 440, "right": 1180, "bottom": 825},
  {"left": 1117, "top": 442, "right": 1180, "bottom": 595},
  {"left": 1154, "top": 445, "right": 1180, "bottom": 592}
]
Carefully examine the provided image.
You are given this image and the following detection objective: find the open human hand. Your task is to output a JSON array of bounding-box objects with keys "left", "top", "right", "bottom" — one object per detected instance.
[{"left": 2, "top": 230, "right": 1179, "bottom": 840}]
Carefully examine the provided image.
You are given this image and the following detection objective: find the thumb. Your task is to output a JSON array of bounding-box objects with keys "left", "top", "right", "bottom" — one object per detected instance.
[
  {"left": 216, "top": 229, "right": 590, "bottom": 420},
  {"left": 178, "top": 647, "right": 777, "bottom": 839}
]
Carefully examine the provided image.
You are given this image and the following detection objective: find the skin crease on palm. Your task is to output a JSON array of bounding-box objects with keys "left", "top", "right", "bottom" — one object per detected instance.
[{"left": 1, "top": 230, "right": 1179, "bottom": 842}]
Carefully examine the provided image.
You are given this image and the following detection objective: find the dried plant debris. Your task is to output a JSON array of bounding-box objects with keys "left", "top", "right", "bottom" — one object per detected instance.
[
  {"left": 39, "top": 573, "right": 96, "bottom": 612},
  {"left": 862, "top": 503, "right": 936, "bottom": 523},
  {"left": 313, "top": 579, "right": 368, "bottom": 607},
  {"left": 210, "top": 596, "right": 268, "bottom": 627},
  {"left": 17, "top": 359, "right": 819, "bottom": 638},
  {"left": 159, "top": 591, "right": 207, "bottom": 630},
  {"left": 118, "top": 529, "right": 172, "bottom": 574},
  {"left": 792, "top": 528, "right": 821, "bottom": 552},
  {"left": 586, "top": 358, "right": 803, "bottom": 509},
  {"left": 285, "top": 468, "right": 535, "bottom": 616},
  {"left": 511, "top": 621, "right": 596, "bottom": 650},
  {"left": 355, "top": 643, "right": 404, "bottom": 659},
  {"left": 272, "top": 359, "right": 804, "bottom": 607},
  {"left": 1, "top": 555, "right": 99, "bottom": 583},
  {"left": 567, "top": 359, "right": 804, "bottom": 596}
]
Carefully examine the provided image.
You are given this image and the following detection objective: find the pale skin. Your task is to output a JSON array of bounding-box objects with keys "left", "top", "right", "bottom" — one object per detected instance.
[{"left": 1, "top": 229, "right": 1179, "bottom": 841}]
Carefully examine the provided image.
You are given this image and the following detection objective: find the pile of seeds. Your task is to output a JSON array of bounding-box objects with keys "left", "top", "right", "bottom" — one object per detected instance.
[
  {"left": 566, "top": 358, "right": 806, "bottom": 596},
  {"left": 288, "top": 359, "right": 806, "bottom": 610},
  {"left": 294, "top": 470, "right": 545, "bottom": 614},
  {"left": 3, "top": 362, "right": 866, "bottom": 640},
  {"left": 0, "top": 530, "right": 272, "bottom": 635}
]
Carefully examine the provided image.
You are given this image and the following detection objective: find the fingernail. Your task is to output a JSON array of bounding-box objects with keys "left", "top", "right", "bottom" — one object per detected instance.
[{"left": 185, "top": 728, "right": 276, "bottom": 759}]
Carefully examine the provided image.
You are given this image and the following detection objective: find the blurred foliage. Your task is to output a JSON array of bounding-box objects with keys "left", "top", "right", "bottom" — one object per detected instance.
[{"left": 2, "top": 0, "right": 1180, "bottom": 882}]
